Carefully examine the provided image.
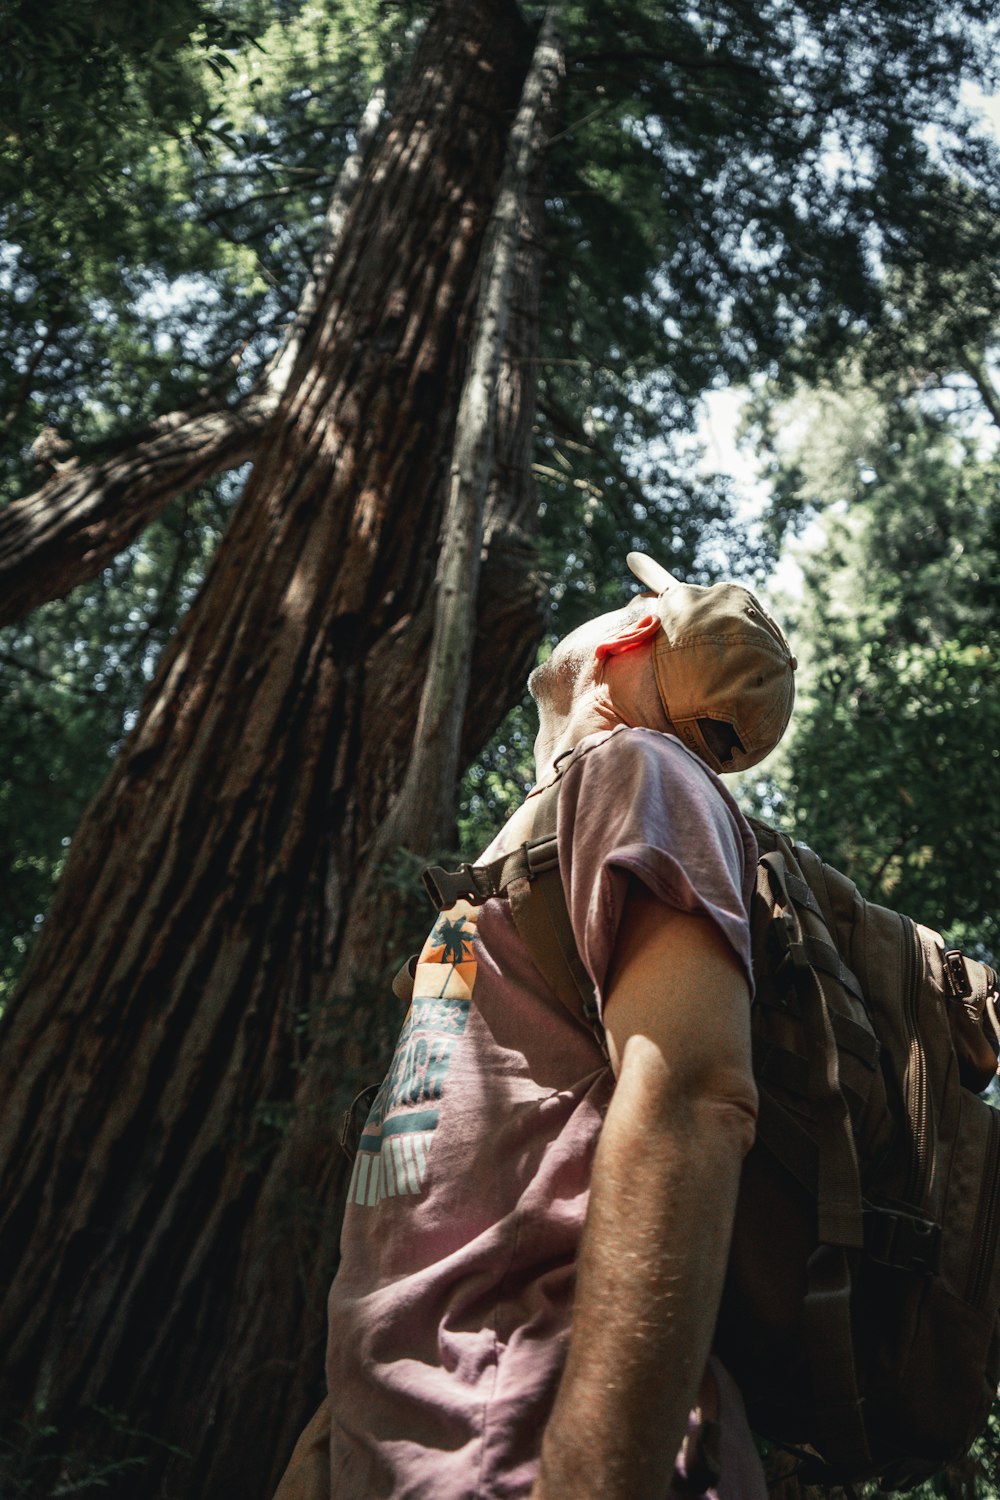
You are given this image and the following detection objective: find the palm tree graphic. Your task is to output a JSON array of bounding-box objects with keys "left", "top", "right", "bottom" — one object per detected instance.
[{"left": 434, "top": 914, "right": 473, "bottom": 967}]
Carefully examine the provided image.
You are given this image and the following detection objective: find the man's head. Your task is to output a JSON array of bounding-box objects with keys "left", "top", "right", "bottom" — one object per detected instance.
[
  {"left": 617, "top": 552, "right": 797, "bottom": 773},
  {"left": 528, "top": 554, "right": 796, "bottom": 776}
]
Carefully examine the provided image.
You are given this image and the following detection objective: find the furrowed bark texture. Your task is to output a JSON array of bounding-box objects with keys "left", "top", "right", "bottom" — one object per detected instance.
[
  {"left": 0, "top": 3, "right": 543, "bottom": 1495},
  {"left": 223, "top": 44, "right": 555, "bottom": 1500},
  {"left": 198, "top": 83, "right": 552, "bottom": 1497},
  {"left": 373, "top": 8, "right": 563, "bottom": 858}
]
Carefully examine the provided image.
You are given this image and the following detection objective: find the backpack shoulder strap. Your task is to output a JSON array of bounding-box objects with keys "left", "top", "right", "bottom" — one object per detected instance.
[
  {"left": 756, "top": 842, "right": 865, "bottom": 1250},
  {"left": 750, "top": 827, "right": 871, "bottom": 1473},
  {"left": 421, "top": 738, "right": 619, "bottom": 1046},
  {"left": 504, "top": 776, "right": 602, "bottom": 1037}
]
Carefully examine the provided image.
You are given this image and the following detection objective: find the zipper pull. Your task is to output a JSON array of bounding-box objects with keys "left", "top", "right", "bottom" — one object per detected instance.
[{"left": 942, "top": 948, "right": 973, "bottom": 1001}]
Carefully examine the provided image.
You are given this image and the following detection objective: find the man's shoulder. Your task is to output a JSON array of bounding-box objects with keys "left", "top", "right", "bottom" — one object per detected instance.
[
  {"left": 565, "top": 724, "right": 723, "bottom": 785},
  {"left": 562, "top": 726, "right": 758, "bottom": 869}
]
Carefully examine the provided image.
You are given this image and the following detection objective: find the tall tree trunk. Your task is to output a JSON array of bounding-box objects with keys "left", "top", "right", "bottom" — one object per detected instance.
[
  {"left": 372, "top": 8, "right": 563, "bottom": 859},
  {"left": 209, "top": 35, "right": 560, "bottom": 1498},
  {"left": 0, "top": 6, "right": 545, "bottom": 1497},
  {"left": 0, "top": 89, "right": 388, "bottom": 630}
]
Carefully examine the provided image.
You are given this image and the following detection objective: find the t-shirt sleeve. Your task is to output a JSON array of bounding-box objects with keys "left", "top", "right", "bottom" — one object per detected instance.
[{"left": 555, "top": 729, "right": 757, "bottom": 1022}]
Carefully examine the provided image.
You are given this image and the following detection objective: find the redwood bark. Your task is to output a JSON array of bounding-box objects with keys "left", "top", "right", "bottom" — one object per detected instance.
[
  {"left": 373, "top": 9, "right": 563, "bottom": 859},
  {"left": 0, "top": 4, "right": 542, "bottom": 1496},
  {"left": 197, "top": 53, "right": 553, "bottom": 1498}
]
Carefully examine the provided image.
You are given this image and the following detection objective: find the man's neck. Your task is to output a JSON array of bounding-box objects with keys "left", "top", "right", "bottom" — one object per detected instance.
[{"left": 532, "top": 687, "right": 623, "bottom": 785}]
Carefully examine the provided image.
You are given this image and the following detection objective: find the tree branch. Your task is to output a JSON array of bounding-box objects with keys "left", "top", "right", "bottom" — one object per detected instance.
[
  {"left": 0, "top": 649, "right": 103, "bottom": 697},
  {"left": 0, "top": 87, "right": 389, "bottom": 628},
  {"left": 957, "top": 347, "right": 1000, "bottom": 434},
  {"left": 1, "top": 315, "right": 66, "bottom": 433},
  {"left": 538, "top": 389, "right": 649, "bottom": 523},
  {"left": 570, "top": 45, "right": 766, "bottom": 79},
  {"left": 869, "top": 823, "right": 917, "bottom": 897},
  {"left": 0, "top": 392, "right": 276, "bottom": 628}
]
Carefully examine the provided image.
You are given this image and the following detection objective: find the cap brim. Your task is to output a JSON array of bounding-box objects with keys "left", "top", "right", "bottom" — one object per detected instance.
[{"left": 627, "top": 551, "right": 678, "bottom": 594}]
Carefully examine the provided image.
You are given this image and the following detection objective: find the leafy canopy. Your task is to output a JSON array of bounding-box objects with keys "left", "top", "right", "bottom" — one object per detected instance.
[{"left": 751, "top": 384, "right": 1000, "bottom": 960}]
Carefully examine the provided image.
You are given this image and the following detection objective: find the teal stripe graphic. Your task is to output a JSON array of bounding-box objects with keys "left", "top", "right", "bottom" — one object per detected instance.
[
  {"left": 358, "top": 1108, "right": 439, "bottom": 1153},
  {"left": 381, "top": 1109, "right": 439, "bottom": 1137}
]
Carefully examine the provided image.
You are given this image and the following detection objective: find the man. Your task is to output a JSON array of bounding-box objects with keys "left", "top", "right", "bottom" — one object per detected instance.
[{"left": 274, "top": 552, "right": 796, "bottom": 1499}]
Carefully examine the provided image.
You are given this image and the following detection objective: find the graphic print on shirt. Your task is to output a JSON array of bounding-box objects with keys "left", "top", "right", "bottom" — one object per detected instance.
[{"left": 347, "top": 900, "right": 479, "bottom": 1206}]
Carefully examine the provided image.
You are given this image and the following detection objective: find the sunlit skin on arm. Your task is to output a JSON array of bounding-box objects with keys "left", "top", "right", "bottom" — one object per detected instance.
[{"left": 530, "top": 882, "right": 757, "bottom": 1500}]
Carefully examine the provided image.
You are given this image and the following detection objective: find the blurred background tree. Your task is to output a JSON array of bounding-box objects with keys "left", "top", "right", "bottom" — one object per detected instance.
[{"left": 743, "top": 379, "right": 1000, "bottom": 961}]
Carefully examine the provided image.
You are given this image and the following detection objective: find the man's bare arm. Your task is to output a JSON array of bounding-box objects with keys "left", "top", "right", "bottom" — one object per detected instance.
[{"left": 531, "top": 883, "right": 757, "bottom": 1500}]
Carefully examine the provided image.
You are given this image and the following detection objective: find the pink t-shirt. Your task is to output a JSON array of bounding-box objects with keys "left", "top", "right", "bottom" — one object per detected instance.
[{"left": 326, "top": 728, "right": 765, "bottom": 1499}]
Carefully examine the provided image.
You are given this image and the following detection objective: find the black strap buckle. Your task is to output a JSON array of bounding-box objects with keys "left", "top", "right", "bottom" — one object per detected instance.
[
  {"left": 863, "top": 1206, "right": 941, "bottom": 1275},
  {"left": 421, "top": 863, "right": 483, "bottom": 911}
]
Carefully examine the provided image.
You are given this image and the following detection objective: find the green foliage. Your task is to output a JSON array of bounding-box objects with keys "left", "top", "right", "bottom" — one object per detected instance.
[
  {"left": 0, "top": 0, "right": 270, "bottom": 452},
  {"left": 0, "top": 0, "right": 254, "bottom": 205},
  {"left": 759, "top": 1405, "right": 1000, "bottom": 1500},
  {"left": 0, "top": 0, "right": 414, "bottom": 500},
  {"left": 861, "top": 174, "right": 1000, "bottom": 399},
  {"left": 528, "top": 0, "right": 1000, "bottom": 625},
  {"left": 780, "top": 631, "right": 1000, "bottom": 958},
  {"left": 458, "top": 697, "right": 538, "bottom": 853},
  {"left": 0, "top": 1403, "right": 190, "bottom": 1497},
  {"left": 754, "top": 394, "right": 1000, "bottom": 959},
  {"left": 905, "top": 1402, "right": 1000, "bottom": 1500}
]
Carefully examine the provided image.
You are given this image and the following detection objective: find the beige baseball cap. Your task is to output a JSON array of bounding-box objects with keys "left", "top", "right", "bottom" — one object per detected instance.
[{"left": 627, "top": 551, "right": 797, "bottom": 774}]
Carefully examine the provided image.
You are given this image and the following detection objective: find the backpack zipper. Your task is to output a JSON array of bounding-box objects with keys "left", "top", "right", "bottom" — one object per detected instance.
[
  {"left": 902, "top": 918, "right": 931, "bottom": 1205},
  {"left": 966, "top": 1106, "right": 1000, "bottom": 1310}
]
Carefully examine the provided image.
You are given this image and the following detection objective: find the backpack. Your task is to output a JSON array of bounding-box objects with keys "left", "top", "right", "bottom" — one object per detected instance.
[{"left": 419, "top": 734, "right": 1000, "bottom": 1490}]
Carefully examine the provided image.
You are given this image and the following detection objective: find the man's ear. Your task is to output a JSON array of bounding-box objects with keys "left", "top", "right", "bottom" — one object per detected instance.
[{"left": 594, "top": 612, "right": 661, "bottom": 661}]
